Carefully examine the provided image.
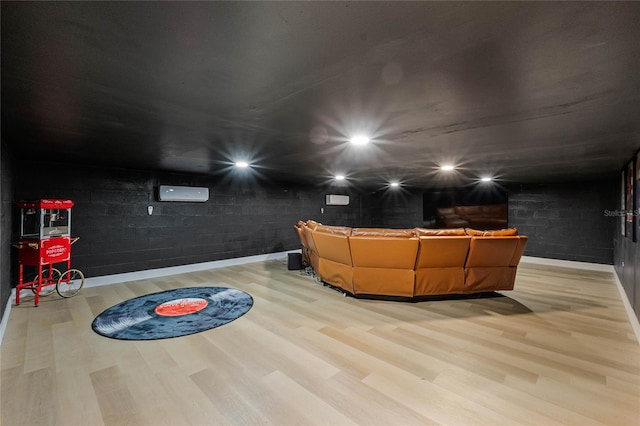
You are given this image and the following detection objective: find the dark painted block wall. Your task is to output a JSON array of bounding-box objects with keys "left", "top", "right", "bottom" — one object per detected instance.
[
  {"left": 507, "top": 180, "right": 616, "bottom": 264},
  {"left": 366, "top": 189, "right": 423, "bottom": 229},
  {"left": 11, "top": 162, "right": 374, "bottom": 280},
  {"left": 614, "top": 236, "right": 639, "bottom": 323},
  {"left": 612, "top": 158, "right": 639, "bottom": 322},
  {"left": 1, "top": 141, "right": 12, "bottom": 320},
  {"left": 375, "top": 180, "right": 616, "bottom": 265}
]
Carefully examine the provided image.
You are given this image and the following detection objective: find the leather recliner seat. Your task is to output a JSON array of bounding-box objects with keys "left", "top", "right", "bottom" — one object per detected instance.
[
  {"left": 349, "top": 228, "right": 419, "bottom": 297},
  {"left": 311, "top": 224, "right": 354, "bottom": 292}
]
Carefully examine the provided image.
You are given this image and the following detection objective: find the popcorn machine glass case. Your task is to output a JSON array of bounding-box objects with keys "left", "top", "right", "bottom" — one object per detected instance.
[
  {"left": 15, "top": 199, "right": 84, "bottom": 306},
  {"left": 20, "top": 199, "right": 72, "bottom": 239}
]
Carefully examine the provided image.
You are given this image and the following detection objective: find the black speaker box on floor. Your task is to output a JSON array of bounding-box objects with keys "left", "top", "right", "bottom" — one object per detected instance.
[{"left": 287, "top": 252, "right": 302, "bottom": 270}]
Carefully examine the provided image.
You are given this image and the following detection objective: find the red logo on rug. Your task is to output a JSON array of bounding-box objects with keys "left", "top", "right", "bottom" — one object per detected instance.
[{"left": 154, "top": 298, "right": 209, "bottom": 316}]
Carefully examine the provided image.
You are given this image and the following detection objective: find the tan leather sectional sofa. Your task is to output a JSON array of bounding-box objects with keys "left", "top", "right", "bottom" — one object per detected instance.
[{"left": 294, "top": 220, "right": 527, "bottom": 299}]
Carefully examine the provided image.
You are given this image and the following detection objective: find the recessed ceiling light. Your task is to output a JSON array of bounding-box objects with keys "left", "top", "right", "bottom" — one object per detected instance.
[
  {"left": 480, "top": 177, "right": 492, "bottom": 182},
  {"left": 390, "top": 182, "right": 400, "bottom": 187},
  {"left": 235, "top": 161, "right": 249, "bottom": 168},
  {"left": 440, "top": 165, "right": 455, "bottom": 171},
  {"left": 335, "top": 174, "right": 345, "bottom": 181},
  {"left": 350, "top": 135, "right": 370, "bottom": 146}
]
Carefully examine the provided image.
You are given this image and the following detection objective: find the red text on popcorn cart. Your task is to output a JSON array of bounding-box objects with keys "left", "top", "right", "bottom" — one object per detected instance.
[{"left": 42, "top": 239, "right": 70, "bottom": 263}]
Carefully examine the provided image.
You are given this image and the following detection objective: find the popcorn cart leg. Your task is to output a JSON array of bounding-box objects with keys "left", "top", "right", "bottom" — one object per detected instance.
[
  {"left": 34, "top": 264, "right": 42, "bottom": 307},
  {"left": 16, "top": 264, "right": 23, "bottom": 305}
]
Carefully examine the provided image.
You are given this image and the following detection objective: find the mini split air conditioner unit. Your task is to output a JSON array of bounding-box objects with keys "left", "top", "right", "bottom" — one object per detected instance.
[
  {"left": 325, "top": 194, "right": 350, "bottom": 206},
  {"left": 158, "top": 185, "right": 209, "bottom": 202}
]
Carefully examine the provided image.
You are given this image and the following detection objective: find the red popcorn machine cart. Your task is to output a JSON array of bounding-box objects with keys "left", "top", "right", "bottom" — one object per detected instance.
[{"left": 14, "top": 199, "right": 85, "bottom": 306}]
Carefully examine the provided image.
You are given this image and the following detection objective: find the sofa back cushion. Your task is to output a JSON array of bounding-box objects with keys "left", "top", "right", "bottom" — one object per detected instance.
[
  {"left": 484, "top": 228, "right": 518, "bottom": 236},
  {"left": 415, "top": 236, "right": 471, "bottom": 268},
  {"left": 302, "top": 224, "right": 319, "bottom": 254},
  {"left": 306, "top": 220, "right": 320, "bottom": 230},
  {"left": 315, "top": 224, "right": 352, "bottom": 236},
  {"left": 415, "top": 227, "right": 467, "bottom": 236},
  {"left": 466, "top": 228, "right": 517, "bottom": 236},
  {"left": 465, "top": 237, "right": 519, "bottom": 267},
  {"left": 349, "top": 237, "right": 419, "bottom": 269},
  {"left": 311, "top": 229, "right": 353, "bottom": 266},
  {"left": 294, "top": 224, "right": 309, "bottom": 249},
  {"left": 510, "top": 236, "right": 528, "bottom": 266},
  {"left": 351, "top": 228, "right": 416, "bottom": 238}
]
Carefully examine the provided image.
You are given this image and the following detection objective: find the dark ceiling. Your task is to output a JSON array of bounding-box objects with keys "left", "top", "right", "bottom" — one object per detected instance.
[{"left": 2, "top": 2, "right": 639, "bottom": 189}]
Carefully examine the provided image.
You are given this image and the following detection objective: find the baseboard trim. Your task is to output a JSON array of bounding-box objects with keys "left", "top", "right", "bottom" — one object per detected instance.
[
  {"left": 82, "top": 250, "right": 296, "bottom": 288},
  {"left": 0, "top": 290, "right": 13, "bottom": 347},
  {"left": 520, "top": 256, "right": 613, "bottom": 272},
  {"left": 612, "top": 270, "right": 640, "bottom": 346}
]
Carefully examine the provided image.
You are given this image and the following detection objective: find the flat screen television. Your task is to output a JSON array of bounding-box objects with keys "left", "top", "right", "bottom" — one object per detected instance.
[{"left": 423, "top": 188, "right": 508, "bottom": 230}]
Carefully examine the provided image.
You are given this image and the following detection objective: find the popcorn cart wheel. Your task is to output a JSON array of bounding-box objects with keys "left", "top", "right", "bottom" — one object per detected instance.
[
  {"left": 22, "top": 260, "right": 85, "bottom": 297},
  {"left": 30, "top": 267, "right": 61, "bottom": 297},
  {"left": 57, "top": 268, "right": 85, "bottom": 298},
  {"left": 14, "top": 199, "right": 85, "bottom": 307}
]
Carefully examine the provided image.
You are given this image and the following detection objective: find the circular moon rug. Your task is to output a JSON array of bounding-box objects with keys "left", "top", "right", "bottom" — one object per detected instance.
[{"left": 91, "top": 287, "right": 253, "bottom": 340}]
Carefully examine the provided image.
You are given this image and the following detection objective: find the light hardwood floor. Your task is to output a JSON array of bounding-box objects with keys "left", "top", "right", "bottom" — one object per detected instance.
[{"left": 1, "top": 259, "right": 639, "bottom": 425}]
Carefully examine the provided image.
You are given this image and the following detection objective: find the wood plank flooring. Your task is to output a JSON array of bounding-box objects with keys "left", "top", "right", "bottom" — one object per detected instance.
[{"left": 1, "top": 259, "right": 639, "bottom": 425}]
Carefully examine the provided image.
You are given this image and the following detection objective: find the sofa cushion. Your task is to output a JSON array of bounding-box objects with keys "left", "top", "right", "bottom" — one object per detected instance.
[
  {"left": 510, "top": 236, "right": 528, "bottom": 266},
  {"left": 351, "top": 228, "right": 416, "bottom": 238},
  {"left": 465, "top": 228, "right": 486, "bottom": 236},
  {"left": 484, "top": 228, "right": 518, "bottom": 236},
  {"left": 465, "top": 237, "right": 519, "bottom": 267},
  {"left": 349, "top": 237, "right": 419, "bottom": 268},
  {"left": 415, "top": 227, "right": 467, "bottom": 236},
  {"left": 415, "top": 236, "right": 471, "bottom": 268},
  {"left": 315, "top": 224, "right": 352, "bottom": 236},
  {"left": 466, "top": 228, "right": 517, "bottom": 236},
  {"left": 353, "top": 268, "right": 415, "bottom": 297},
  {"left": 306, "top": 220, "right": 320, "bottom": 230},
  {"left": 312, "top": 230, "right": 353, "bottom": 265}
]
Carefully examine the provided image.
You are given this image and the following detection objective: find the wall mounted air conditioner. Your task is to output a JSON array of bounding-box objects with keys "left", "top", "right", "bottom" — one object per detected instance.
[
  {"left": 158, "top": 185, "right": 209, "bottom": 202},
  {"left": 325, "top": 194, "right": 350, "bottom": 206}
]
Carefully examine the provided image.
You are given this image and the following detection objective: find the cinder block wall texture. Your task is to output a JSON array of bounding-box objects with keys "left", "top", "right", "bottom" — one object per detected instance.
[{"left": 11, "top": 163, "right": 376, "bottom": 278}]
